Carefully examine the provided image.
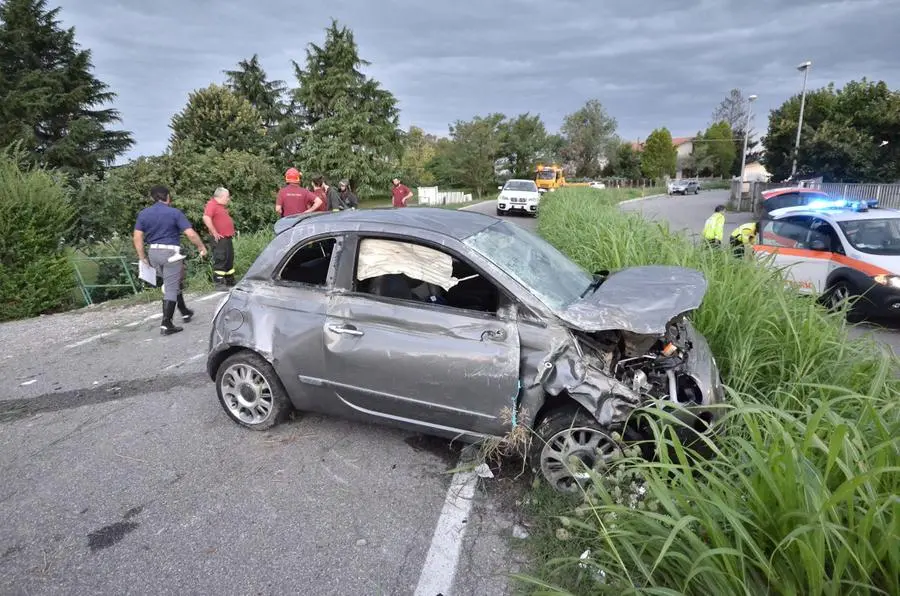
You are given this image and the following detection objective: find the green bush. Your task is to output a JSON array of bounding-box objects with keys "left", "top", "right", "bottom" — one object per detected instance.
[
  {"left": 522, "top": 188, "right": 899, "bottom": 595},
  {"left": 0, "top": 151, "right": 77, "bottom": 321}
]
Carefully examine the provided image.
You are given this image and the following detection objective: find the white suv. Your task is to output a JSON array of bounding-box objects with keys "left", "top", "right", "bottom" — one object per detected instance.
[{"left": 496, "top": 179, "right": 540, "bottom": 217}]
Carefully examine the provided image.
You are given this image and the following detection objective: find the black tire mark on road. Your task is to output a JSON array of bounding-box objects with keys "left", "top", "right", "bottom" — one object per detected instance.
[{"left": 0, "top": 373, "right": 210, "bottom": 423}]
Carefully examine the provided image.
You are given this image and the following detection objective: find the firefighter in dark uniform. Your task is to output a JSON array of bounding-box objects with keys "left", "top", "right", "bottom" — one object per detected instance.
[
  {"left": 133, "top": 185, "right": 208, "bottom": 335},
  {"left": 202, "top": 186, "right": 236, "bottom": 289}
]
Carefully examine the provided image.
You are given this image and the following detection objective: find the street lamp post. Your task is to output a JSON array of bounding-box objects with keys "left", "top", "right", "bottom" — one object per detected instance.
[
  {"left": 790, "top": 60, "right": 812, "bottom": 179},
  {"left": 739, "top": 94, "right": 758, "bottom": 185}
]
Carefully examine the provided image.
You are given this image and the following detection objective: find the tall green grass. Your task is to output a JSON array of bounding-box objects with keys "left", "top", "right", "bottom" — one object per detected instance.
[{"left": 522, "top": 188, "right": 900, "bottom": 595}]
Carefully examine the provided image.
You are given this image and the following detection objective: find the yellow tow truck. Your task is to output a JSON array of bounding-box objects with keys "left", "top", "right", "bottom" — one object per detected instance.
[{"left": 534, "top": 164, "right": 565, "bottom": 193}]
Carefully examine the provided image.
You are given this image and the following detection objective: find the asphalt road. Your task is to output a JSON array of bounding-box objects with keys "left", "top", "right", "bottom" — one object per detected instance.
[
  {"left": 0, "top": 290, "right": 525, "bottom": 594},
  {"left": 468, "top": 192, "right": 900, "bottom": 357}
]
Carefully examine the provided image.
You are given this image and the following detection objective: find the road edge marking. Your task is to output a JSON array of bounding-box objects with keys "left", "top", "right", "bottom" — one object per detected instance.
[{"left": 413, "top": 452, "right": 480, "bottom": 596}]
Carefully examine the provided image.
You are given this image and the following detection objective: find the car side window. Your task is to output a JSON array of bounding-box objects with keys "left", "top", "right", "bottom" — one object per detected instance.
[
  {"left": 809, "top": 218, "right": 844, "bottom": 254},
  {"left": 761, "top": 219, "right": 811, "bottom": 248},
  {"left": 352, "top": 237, "right": 502, "bottom": 315},
  {"left": 277, "top": 237, "right": 337, "bottom": 286}
]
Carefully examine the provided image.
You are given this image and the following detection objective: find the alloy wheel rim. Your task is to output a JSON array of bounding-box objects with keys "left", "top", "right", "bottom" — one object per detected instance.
[
  {"left": 540, "top": 426, "right": 620, "bottom": 492},
  {"left": 221, "top": 363, "right": 274, "bottom": 425}
]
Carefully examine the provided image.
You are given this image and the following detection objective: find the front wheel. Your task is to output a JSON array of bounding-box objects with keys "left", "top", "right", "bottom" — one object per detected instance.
[
  {"left": 215, "top": 351, "right": 293, "bottom": 430},
  {"left": 530, "top": 406, "right": 623, "bottom": 493},
  {"left": 823, "top": 280, "right": 865, "bottom": 323}
]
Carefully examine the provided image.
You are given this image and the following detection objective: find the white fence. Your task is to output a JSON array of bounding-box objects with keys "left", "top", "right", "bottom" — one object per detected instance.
[{"left": 417, "top": 186, "right": 473, "bottom": 206}]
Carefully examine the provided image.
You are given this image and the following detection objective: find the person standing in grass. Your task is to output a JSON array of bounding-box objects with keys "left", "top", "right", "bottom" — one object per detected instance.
[
  {"left": 338, "top": 179, "right": 359, "bottom": 210},
  {"left": 702, "top": 205, "right": 726, "bottom": 247},
  {"left": 276, "top": 167, "right": 320, "bottom": 217},
  {"left": 133, "top": 185, "right": 207, "bottom": 336},
  {"left": 203, "top": 187, "right": 236, "bottom": 289},
  {"left": 390, "top": 176, "right": 412, "bottom": 208}
]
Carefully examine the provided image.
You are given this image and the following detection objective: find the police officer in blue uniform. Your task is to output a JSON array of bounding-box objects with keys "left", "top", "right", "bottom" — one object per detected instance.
[{"left": 133, "top": 186, "right": 208, "bottom": 335}]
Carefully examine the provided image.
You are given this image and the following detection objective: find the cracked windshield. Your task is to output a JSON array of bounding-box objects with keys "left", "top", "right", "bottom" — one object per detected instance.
[{"left": 1, "top": 0, "right": 898, "bottom": 594}]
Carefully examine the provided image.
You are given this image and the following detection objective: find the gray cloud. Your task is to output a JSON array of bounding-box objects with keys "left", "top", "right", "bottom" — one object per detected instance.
[{"left": 56, "top": 0, "right": 900, "bottom": 159}]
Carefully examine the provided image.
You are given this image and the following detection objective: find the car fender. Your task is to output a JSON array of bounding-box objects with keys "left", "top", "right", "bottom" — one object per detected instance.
[{"left": 526, "top": 334, "right": 641, "bottom": 427}]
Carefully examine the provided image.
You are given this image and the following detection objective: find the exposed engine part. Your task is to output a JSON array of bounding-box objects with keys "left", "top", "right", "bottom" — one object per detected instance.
[
  {"left": 666, "top": 369, "right": 678, "bottom": 403},
  {"left": 574, "top": 314, "right": 702, "bottom": 404}
]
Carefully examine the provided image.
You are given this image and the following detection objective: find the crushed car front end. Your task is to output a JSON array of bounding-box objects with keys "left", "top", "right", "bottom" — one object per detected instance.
[{"left": 546, "top": 265, "right": 725, "bottom": 438}]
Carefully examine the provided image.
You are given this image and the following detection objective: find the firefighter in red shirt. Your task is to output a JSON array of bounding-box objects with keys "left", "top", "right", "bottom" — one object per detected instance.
[
  {"left": 202, "top": 187, "right": 236, "bottom": 289},
  {"left": 275, "top": 168, "right": 321, "bottom": 217},
  {"left": 391, "top": 177, "right": 413, "bottom": 208}
]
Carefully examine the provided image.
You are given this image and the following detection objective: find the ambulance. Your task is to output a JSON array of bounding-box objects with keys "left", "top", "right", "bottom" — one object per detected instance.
[{"left": 751, "top": 198, "right": 900, "bottom": 321}]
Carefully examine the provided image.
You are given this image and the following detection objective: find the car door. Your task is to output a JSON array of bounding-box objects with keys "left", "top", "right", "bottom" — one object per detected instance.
[
  {"left": 808, "top": 216, "right": 845, "bottom": 293},
  {"left": 265, "top": 234, "right": 344, "bottom": 411},
  {"left": 754, "top": 216, "right": 829, "bottom": 294},
  {"left": 321, "top": 234, "right": 520, "bottom": 438}
]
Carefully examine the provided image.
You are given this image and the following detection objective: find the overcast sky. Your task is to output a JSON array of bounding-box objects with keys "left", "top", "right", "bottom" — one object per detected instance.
[{"left": 57, "top": 0, "right": 900, "bottom": 160}]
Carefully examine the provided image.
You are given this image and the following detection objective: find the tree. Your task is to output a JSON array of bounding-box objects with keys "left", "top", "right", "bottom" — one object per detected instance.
[
  {"left": 761, "top": 78, "right": 900, "bottom": 182},
  {"left": 169, "top": 83, "right": 266, "bottom": 154},
  {"left": 399, "top": 126, "right": 437, "bottom": 187},
  {"left": 607, "top": 141, "right": 642, "bottom": 180},
  {"left": 292, "top": 20, "right": 401, "bottom": 191},
  {"left": 0, "top": 0, "right": 133, "bottom": 177},
  {"left": 560, "top": 99, "right": 618, "bottom": 178},
  {"left": 446, "top": 113, "right": 505, "bottom": 197},
  {"left": 224, "top": 54, "right": 287, "bottom": 128},
  {"left": 701, "top": 121, "right": 736, "bottom": 177},
  {"left": 711, "top": 88, "right": 761, "bottom": 175},
  {"left": 641, "top": 128, "right": 677, "bottom": 179},
  {"left": 500, "top": 113, "right": 548, "bottom": 179},
  {"left": 425, "top": 137, "right": 460, "bottom": 188},
  {"left": 712, "top": 89, "right": 749, "bottom": 134}
]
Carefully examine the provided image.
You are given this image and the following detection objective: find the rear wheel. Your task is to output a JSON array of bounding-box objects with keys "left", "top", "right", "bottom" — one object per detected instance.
[
  {"left": 215, "top": 351, "right": 292, "bottom": 430},
  {"left": 530, "top": 405, "right": 623, "bottom": 493}
]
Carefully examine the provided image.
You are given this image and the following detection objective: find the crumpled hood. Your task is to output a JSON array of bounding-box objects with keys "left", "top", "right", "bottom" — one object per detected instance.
[{"left": 557, "top": 265, "right": 708, "bottom": 335}]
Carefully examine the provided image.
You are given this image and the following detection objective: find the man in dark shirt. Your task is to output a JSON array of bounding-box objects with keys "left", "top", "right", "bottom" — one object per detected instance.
[
  {"left": 338, "top": 179, "right": 359, "bottom": 209},
  {"left": 203, "top": 187, "right": 236, "bottom": 289},
  {"left": 275, "top": 168, "right": 321, "bottom": 217},
  {"left": 133, "top": 185, "right": 207, "bottom": 336}
]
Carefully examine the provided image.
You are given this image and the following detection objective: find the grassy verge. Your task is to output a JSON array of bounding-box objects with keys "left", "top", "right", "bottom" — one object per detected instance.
[{"left": 519, "top": 187, "right": 899, "bottom": 595}]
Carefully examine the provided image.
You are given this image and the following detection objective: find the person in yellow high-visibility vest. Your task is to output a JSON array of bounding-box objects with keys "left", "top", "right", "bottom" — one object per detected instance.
[
  {"left": 729, "top": 221, "right": 757, "bottom": 257},
  {"left": 702, "top": 205, "right": 726, "bottom": 247}
]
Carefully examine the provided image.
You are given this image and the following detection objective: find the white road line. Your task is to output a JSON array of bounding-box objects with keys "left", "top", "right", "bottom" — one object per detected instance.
[
  {"left": 20, "top": 379, "right": 37, "bottom": 386},
  {"left": 124, "top": 313, "right": 162, "bottom": 327},
  {"left": 65, "top": 332, "right": 114, "bottom": 349},
  {"left": 162, "top": 353, "right": 205, "bottom": 371},
  {"left": 196, "top": 291, "right": 228, "bottom": 302},
  {"left": 414, "top": 455, "right": 480, "bottom": 596}
]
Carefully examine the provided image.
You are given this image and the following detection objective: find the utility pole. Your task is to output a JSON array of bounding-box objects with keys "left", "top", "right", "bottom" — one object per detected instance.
[
  {"left": 790, "top": 61, "right": 812, "bottom": 179},
  {"left": 739, "top": 94, "right": 758, "bottom": 184}
]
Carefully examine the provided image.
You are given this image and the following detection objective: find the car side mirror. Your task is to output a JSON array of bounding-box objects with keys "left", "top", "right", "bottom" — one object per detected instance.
[{"left": 498, "top": 186, "right": 503, "bottom": 190}]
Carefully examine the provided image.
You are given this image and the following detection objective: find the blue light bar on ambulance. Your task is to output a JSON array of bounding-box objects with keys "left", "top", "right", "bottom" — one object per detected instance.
[{"left": 807, "top": 198, "right": 878, "bottom": 211}]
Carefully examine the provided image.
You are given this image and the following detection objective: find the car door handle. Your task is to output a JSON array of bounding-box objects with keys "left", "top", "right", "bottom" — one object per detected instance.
[
  {"left": 327, "top": 324, "right": 364, "bottom": 336},
  {"left": 481, "top": 328, "right": 507, "bottom": 341}
]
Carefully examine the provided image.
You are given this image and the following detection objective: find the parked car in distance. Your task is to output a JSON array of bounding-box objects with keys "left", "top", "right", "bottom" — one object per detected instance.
[
  {"left": 589, "top": 181, "right": 606, "bottom": 189},
  {"left": 497, "top": 178, "right": 540, "bottom": 217},
  {"left": 668, "top": 179, "right": 700, "bottom": 195},
  {"left": 757, "top": 187, "right": 833, "bottom": 216},
  {"left": 207, "top": 208, "right": 725, "bottom": 493}
]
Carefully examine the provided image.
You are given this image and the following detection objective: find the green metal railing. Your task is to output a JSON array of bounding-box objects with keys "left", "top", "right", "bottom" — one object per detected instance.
[{"left": 72, "top": 256, "right": 140, "bottom": 306}]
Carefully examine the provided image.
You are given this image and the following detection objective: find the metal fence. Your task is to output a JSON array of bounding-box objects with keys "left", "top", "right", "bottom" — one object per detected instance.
[
  {"left": 730, "top": 180, "right": 900, "bottom": 213},
  {"left": 72, "top": 256, "right": 140, "bottom": 306},
  {"left": 417, "top": 187, "right": 474, "bottom": 206}
]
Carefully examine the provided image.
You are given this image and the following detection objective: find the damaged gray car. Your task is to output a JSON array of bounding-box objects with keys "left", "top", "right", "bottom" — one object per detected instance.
[{"left": 206, "top": 208, "right": 724, "bottom": 492}]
